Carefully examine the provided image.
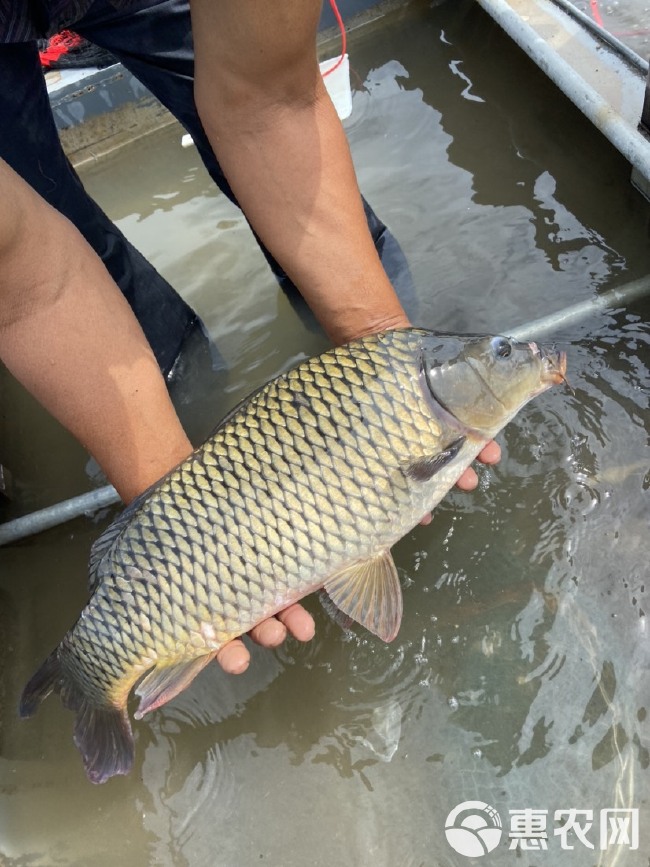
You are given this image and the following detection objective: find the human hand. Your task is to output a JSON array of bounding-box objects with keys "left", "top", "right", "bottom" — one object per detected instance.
[
  {"left": 215, "top": 446, "right": 503, "bottom": 669},
  {"left": 456, "top": 439, "right": 501, "bottom": 490},
  {"left": 216, "top": 604, "right": 316, "bottom": 674}
]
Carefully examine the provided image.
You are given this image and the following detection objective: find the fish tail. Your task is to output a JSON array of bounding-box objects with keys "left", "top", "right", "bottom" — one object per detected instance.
[{"left": 20, "top": 648, "right": 134, "bottom": 785}]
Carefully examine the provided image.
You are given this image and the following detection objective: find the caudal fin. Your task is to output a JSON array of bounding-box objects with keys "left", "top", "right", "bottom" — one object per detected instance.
[
  {"left": 72, "top": 701, "right": 134, "bottom": 784},
  {"left": 20, "top": 649, "right": 134, "bottom": 784}
]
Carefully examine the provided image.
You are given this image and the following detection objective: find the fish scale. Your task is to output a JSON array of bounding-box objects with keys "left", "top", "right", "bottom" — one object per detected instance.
[
  {"left": 20, "top": 328, "right": 566, "bottom": 783},
  {"left": 74, "top": 334, "right": 437, "bottom": 683}
]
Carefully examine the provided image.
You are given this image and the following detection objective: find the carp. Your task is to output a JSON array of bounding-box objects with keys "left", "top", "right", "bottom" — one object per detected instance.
[{"left": 20, "top": 329, "right": 566, "bottom": 782}]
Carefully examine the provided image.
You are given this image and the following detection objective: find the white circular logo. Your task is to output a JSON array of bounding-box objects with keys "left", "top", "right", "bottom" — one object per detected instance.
[{"left": 445, "top": 801, "right": 503, "bottom": 857}]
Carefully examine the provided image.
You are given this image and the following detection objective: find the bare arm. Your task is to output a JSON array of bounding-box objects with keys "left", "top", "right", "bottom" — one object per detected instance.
[
  {"left": 190, "top": 0, "right": 410, "bottom": 345},
  {"left": 0, "top": 158, "right": 192, "bottom": 504},
  {"left": 189, "top": 0, "right": 500, "bottom": 484},
  {"left": 0, "top": 158, "right": 314, "bottom": 670}
]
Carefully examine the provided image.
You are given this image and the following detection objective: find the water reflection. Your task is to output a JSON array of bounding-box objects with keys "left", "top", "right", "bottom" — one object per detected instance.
[{"left": 347, "top": 0, "right": 650, "bottom": 334}]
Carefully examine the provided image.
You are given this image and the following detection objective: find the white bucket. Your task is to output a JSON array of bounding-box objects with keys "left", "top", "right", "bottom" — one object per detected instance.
[
  {"left": 319, "top": 53, "right": 352, "bottom": 120},
  {"left": 182, "top": 53, "right": 352, "bottom": 149}
]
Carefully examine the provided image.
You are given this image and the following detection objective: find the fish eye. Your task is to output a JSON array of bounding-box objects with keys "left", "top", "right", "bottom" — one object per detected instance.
[{"left": 491, "top": 337, "right": 512, "bottom": 359}]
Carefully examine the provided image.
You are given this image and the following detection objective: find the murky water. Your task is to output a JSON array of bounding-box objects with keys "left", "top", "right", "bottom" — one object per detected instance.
[{"left": 1, "top": 1, "right": 650, "bottom": 864}]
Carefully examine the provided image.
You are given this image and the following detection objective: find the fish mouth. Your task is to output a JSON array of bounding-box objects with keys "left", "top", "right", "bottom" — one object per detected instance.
[{"left": 529, "top": 341, "right": 568, "bottom": 386}]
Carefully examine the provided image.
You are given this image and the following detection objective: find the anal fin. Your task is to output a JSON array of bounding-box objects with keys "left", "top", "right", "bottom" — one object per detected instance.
[
  {"left": 134, "top": 652, "right": 217, "bottom": 719},
  {"left": 318, "top": 589, "right": 355, "bottom": 632},
  {"left": 323, "top": 550, "right": 402, "bottom": 643}
]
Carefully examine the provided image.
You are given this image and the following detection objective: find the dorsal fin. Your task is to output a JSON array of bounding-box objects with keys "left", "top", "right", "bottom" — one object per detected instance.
[
  {"left": 87, "top": 367, "right": 298, "bottom": 592},
  {"left": 88, "top": 484, "right": 152, "bottom": 591}
]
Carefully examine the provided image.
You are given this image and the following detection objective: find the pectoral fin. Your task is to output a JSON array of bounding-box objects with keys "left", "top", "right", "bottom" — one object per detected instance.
[
  {"left": 323, "top": 551, "right": 402, "bottom": 642},
  {"left": 403, "top": 435, "right": 466, "bottom": 482},
  {"left": 134, "top": 652, "right": 218, "bottom": 719}
]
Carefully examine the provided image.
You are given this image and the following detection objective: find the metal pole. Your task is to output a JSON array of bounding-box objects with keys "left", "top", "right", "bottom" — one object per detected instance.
[
  {"left": 476, "top": 0, "right": 650, "bottom": 187},
  {"left": 0, "top": 485, "right": 120, "bottom": 547},
  {"left": 508, "top": 275, "right": 650, "bottom": 341},
  {"left": 641, "top": 59, "right": 650, "bottom": 139},
  {"left": 1, "top": 275, "right": 649, "bottom": 547}
]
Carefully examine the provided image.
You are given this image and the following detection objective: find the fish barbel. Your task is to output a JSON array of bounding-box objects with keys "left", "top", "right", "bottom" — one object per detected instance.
[{"left": 20, "top": 329, "right": 566, "bottom": 783}]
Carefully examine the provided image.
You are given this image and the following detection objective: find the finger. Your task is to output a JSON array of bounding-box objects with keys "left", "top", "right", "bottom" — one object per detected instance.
[
  {"left": 249, "top": 617, "right": 287, "bottom": 648},
  {"left": 455, "top": 466, "right": 479, "bottom": 491},
  {"left": 477, "top": 440, "right": 501, "bottom": 464},
  {"left": 419, "top": 512, "right": 433, "bottom": 526},
  {"left": 276, "top": 603, "right": 315, "bottom": 641},
  {"left": 455, "top": 440, "right": 501, "bottom": 491},
  {"left": 216, "top": 639, "right": 250, "bottom": 675}
]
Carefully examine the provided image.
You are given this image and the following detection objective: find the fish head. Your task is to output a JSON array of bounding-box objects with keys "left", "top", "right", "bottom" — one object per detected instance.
[{"left": 420, "top": 332, "right": 567, "bottom": 436}]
